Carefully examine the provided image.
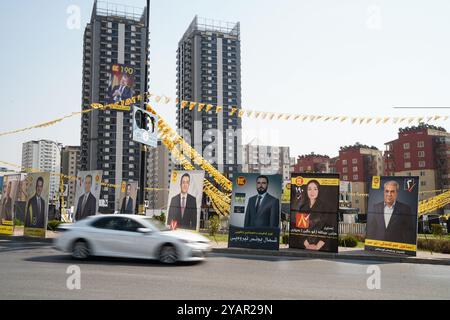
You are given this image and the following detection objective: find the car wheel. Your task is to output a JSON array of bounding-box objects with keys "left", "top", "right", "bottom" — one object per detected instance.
[
  {"left": 159, "top": 244, "right": 177, "bottom": 264},
  {"left": 72, "top": 240, "right": 90, "bottom": 260}
]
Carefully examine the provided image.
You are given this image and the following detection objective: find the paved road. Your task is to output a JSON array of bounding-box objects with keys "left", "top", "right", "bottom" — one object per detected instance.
[{"left": 0, "top": 238, "right": 449, "bottom": 299}]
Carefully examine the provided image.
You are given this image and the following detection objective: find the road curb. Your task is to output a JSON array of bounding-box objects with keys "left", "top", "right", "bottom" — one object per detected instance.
[
  {"left": 211, "top": 247, "right": 450, "bottom": 266},
  {"left": 0, "top": 235, "right": 53, "bottom": 244}
]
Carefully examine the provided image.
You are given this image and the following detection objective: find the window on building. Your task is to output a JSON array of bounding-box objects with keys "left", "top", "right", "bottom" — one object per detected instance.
[
  {"left": 353, "top": 175, "right": 358, "bottom": 180},
  {"left": 352, "top": 158, "right": 357, "bottom": 164},
  {"left": 342, "top": 159, "right": 347, "bottom": 165},
  {"left": 419, "top": 161, "right": 426, "bottom": 167},
  {"left": 343, "top": 175, "right": 348, "bottom": 181},
  {"left": 404, "top": 152, "right": 410, "bottom": 159},
  {"left": 404, "top": 162, "right": 411, "bottom": 169},
  {"left": 418, "top": 151, "right": 425, "bottom": 158},
  {"left": 417, "top": 141, "right": 424, "bottom": 148},
  {"left": 420, "top": 171, "right": 426, "bottom": 176},
  {"left": 353, "top": 166, "right": 358, "bottom": 172},
  {"left": 420, "top": 181, "right": 426, "bottom": 187},
  {"left": 403, "top": 143, "right": 410, "bottom": 150},
  {"left": 342, "top": 167, "right": 348, "bottom": 173}
]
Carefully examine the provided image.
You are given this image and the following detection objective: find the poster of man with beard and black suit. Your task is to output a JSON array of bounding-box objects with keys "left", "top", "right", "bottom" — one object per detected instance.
[
  {"left": 0, "top": 174, "right": 21, "bottom": 235},
  {"left": 228, "top": 173, "right": 282, "bottom": 250},
  {"left": 118, "top": 181, "right": 138, "bottom": 214},
  {"left": 74, "top": 171, "right": 102, "bottom": 222},
  {"left": 365, "top": 176, "right": 419, "bottom": 256},
  {"left": 24, "top": 173, "right": 50, "bottom": 238},
  {"left": 289, "top": 173, "right": 340, "bottom": 253},
  {"left": 166, "top": 170, "right": 204, "bottom": 231}
]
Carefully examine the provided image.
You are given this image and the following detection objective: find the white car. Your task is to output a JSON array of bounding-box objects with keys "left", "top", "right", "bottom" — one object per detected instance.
[{"left": 53, "top": 214, "right": 211, "bottom": 264}]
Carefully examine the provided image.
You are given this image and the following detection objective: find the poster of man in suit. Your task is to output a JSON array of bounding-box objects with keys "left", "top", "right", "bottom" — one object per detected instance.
[
  {"left": 24, "top": 172, "right": 50, "bottom": 238},
  {"left": 365, "top": 176, "right": 419, "bottom": 256},
  {"left": 106, "top": 64, "right": 135, "bottom": 104},
  {"left": 228, "top": 173, "right": 282, "bottom": 250},
  {"left": 74, "top": 171, "right": 102, "bottom": 222},
  {"left": 0, "top": 174, "right": 21, "bottom": 235},
  {"left": 166, "top": 170, "right": 205, "bottom": 231},
  {"left": 118, "top": 181, "right": 138, "bottom": 214}
]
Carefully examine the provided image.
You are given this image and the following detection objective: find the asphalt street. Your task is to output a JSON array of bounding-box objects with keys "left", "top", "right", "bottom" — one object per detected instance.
[{"left": 0, "top": 238, "right": 449, "bottom": 299}]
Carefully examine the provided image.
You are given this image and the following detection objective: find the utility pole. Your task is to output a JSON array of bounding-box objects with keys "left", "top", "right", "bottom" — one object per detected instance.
[{"left": 138, "top": 0, "right": 150, "bottom": 215}]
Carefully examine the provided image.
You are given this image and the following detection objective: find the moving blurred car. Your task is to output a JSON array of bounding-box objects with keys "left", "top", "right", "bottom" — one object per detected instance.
[{"left": 53, "top": 214, "right": 211, "bottom": 264}]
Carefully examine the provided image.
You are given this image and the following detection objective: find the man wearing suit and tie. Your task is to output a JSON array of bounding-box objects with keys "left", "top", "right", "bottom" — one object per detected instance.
[
  {"left": 25, "top": 177, "right": 46, "bottom": 229},
  {"left": 120, "top": 184, "right": 134, "bottom": 214},
  {"left": 111, "top": 74, "right": 133, "bottom": 103},
  {"left": 367, "top": 180, "right": 416, "bottom": 244},
  {"left": 167, "top": 173, "right": 197, "bottom": 230},
  {"left": 0, "top": 181, "right": 13, "bottom": 222},
  {"left": 244, "top": 175, "right": 280, "bottom": 228},
  {"left": 75, "top": 175, "right": 97, "bottom": 221}
]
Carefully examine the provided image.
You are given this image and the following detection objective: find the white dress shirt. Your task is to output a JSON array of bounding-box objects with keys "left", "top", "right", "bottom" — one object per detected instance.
[{"left": 383, "top": 201, "right": 396, "bottom": 228}]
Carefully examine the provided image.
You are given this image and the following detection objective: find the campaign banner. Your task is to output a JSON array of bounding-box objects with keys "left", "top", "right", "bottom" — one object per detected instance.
[
  {"left": 118, "top": 181, "right": 138, "bottom": 214},
  {"left": 166, "top": 170, "right": 205, "bottom": 231},
  {"left": 289, "top": 173, "right": 339, "bottom": 253},
  {"left": 0, "top": 174, "right": 21, "bottom": 235},
  {"left": 365, "top": 176, "right": 419, "bottom": 256},
  {"left": 74, "top": 171, "right": 102, "bottom": 222},
  {"left": 23, "top": 173, "right": 50, "bottom": 238},
  {"left": 132, "top": 106, "right": 158, "bottom": 148},
  {"left": 228, "top": 173, "right": 282, "bottom": 250},
  {"left": 106, "top": 64, "right": 135, "bottom": 105}
]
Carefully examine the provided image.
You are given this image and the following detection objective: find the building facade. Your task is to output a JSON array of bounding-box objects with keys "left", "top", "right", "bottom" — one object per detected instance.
[
  {"left": 384, "top": 124, "right": 450, "bottom": 213},
  {"left": 294, "top": 153, "right": 331, "bottom": 173},
  {"left": 176, "top": 16, "right": 242, "bottom": 181},
  {"left": 21, "top": 140, "right": 63, "bottom": 203},
  {"left": 335, "top": 143, "right": 384, "bottom": 214},
  {"left": 60, "top": 146, "right": 80, "bottom": 209},
  {"left": 147, "top": 140, "right": 172, "bottom": 210},
  {"left": 242, "top": 144, "right": 291, "bottom": 181},
  {"left": 80, "top": 1, "right": 149, "bottom": 213}
]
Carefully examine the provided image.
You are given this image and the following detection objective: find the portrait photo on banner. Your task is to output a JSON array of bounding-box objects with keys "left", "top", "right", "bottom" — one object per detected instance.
[
  {"left": 0, "top": 174, "right": 21, "bottom": 235},
  {"left": 365, "top": 176, "right": 419, "bottom": 256},
  {"left": 228, "top": 173, "right": 282, "bottom": 251},
  {"left": 106, "top": 63, "right": 135, "bottom": 104},
  {"left": 118, "top": 181, "right": 138, "bottom": 214},
  {"left": 23, "top": 172, "right": 50, "bottom": 238},
  {"left": 166, "top": 170, "right": 205, "bottom": 231},
  {"left": 289, "top": 173, "right": 340, "bottom": 253},
  {"left": 73, "top": 170, "right": 102, "bottom": 222}
]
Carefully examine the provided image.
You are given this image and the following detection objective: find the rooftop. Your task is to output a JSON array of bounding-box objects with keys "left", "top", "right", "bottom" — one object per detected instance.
[
  {"left": 181, "top": 15, "right": 240, "bottom": 42},
  {"left": 94, "top": 1, "right": 146, "bottom": 23}
]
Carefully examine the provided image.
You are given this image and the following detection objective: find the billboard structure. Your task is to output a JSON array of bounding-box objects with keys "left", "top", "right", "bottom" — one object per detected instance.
[
  {"left": 0, "top": 174, "right": 21, "bottom": 235},
  {"left": 365, "top": 176, "right": 419, "bottom": 256},
  {"left": 166, "top": 170, "right": 205, "bottom": 231},
  {"left": 228, "top": 173, "right": 282, "bottom": 250},
  {"left": 106, "top": 63, "right": 135, "bottom": 105},
  {"left": 132, "top": 106, "right": 158, "bottom": 148},
  {"left": 24, "top": 173, "right": 50, "bottom": 238},
  {"left": 118, "top": 181, "right": 138, "bottom": 214},
  {"left": 289, "top": 173, "right": 340, "bottom": 253},
  {"left": 73, "top": 171, "right": 102, "bottom": 222}
]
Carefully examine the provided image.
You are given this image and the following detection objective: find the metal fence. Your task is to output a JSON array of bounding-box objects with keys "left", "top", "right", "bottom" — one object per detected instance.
[{"left": 339, "top": 223, "right": 366, "bottom": 236}]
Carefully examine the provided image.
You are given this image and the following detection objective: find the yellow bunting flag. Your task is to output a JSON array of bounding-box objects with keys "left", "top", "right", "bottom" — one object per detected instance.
[{"left": 189, "top": 102, "right": 197, "bottom": 110}]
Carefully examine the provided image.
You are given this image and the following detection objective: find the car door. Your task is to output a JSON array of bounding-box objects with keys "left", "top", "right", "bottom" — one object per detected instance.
[{"left": 89, "top": 217, "right": 140, "bottom": 258}]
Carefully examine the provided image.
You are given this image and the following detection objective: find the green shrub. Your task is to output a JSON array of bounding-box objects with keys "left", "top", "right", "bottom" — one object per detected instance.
[
  {"left": 431, "top": 224, "right": 445, "bottom": 238},
  {"left": 152, "top": 212, "right": 166, "bottom": 223},
  {"left": 208, "top": 215, "right": 221, "bottom": 237},
  {"left": 280, "top": 233, "right": 289, "bottom": 244},
  {"left": 339, "top": 235, "right": 358, "bottom": 247},
  {"left": 14, "top": 219, "right": 24, "bottom": 226},
  {"left": 417, "top": 238, "right": 450, "bottom": 254},
  {"left": 47, "top": 220, "right": 63, "bottom": 231}
]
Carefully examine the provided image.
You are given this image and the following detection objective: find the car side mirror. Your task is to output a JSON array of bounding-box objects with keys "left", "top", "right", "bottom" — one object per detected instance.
[{"left": 137, "top": 228, "right": 152, "bottom": 234}]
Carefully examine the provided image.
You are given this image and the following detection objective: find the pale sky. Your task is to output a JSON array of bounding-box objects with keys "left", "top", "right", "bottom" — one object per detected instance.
[{"left": 0, "top": 0, "right": 449, "bottom": 169}]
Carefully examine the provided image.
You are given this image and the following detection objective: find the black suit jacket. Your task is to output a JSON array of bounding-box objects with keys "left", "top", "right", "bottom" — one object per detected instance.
[
  {"left": 244, "top": 193, "right": 280, "bottom": 228},
  {"left": 0, "top": 196, "right": 13, "bottom": 221},
  {"left": 24, "top": 195, "right": 46, "bottom": 228},
  {"left": 111, "top": 85, "right": 132, "bottom": 102},
  {"left": 120, "top": 196, "right": 134, "bottom": 214},
  {"left": 167, "top": 193, "right": 197, "bottom": 230},
  {"left": 367, "top": 201, "right": 416, "bottom": 244},
  {"left": 75, "top": 193, "right": 97, "bottom": 221}
]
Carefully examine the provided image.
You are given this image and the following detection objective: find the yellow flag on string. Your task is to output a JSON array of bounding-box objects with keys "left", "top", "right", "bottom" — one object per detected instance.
[
  {"left": 216, "top": 106, "right": 223, "bottom": 113},
  {"left": 181, "top": 101, "right": 188, "bottom": 108},
  {"left": 198, "top": 103, "right": 206, "bottom": 112},
  {"left": 189, "top": 102, "right": 197, "bottom": 110},
  {"left": 230, "top": 107, "right": 237, "bottom": 116},
  {"left": 205, "top": 104, "right": 213, "bottom": 112}
]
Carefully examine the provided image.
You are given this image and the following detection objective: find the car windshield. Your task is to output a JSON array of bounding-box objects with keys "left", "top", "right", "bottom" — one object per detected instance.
[{"left": 142, "top": 218, "right": 170, "bottom": 231}]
